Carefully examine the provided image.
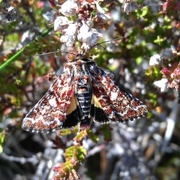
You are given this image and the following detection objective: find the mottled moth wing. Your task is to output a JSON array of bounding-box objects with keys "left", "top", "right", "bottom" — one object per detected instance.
[
  {"left": 90, "top": 64, "right": 148, "bottom": 123},
  {"left": 22, "top": 56, "right": 148, "bottom": 133},
  {"left": 22, "top": 72, "right": 75, "bottom": 133}
]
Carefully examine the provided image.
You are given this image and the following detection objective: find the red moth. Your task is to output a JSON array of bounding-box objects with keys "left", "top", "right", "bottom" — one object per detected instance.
[{"left": 22, "top": 55, "right": 148, "bottom": 133}]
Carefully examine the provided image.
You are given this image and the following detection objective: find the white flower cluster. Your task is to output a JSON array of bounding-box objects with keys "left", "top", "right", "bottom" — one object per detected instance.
[
  {"left": 43, "top": 0, "right": 107, "bottom": 51},
  {"left": 148, "top": 53, "right": 167, "bottom": 92},
  {"left": 153, "top": 78, "right": 168, "bottom": 92},
  {"left": 149, "top": 54, "right": 161, "bottom": 66},
  {"left": 148, "top": 54, "right": 168, "bottom": 92}
]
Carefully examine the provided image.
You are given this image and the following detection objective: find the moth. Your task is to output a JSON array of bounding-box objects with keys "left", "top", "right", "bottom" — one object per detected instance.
[{"left": 22, "top": 55, "right": 148, "bottom": 133}]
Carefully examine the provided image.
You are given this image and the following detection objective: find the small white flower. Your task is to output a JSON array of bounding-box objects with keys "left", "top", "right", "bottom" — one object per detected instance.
[
  {"left": 149, "top": 54, "right": 161, "bottom": 66},
  {"left": 63, "top": 23, "right": 78, "bottom": 36},
  {"left": 54, "top": 16, "right": 70, "bottom": 31},
  {"left": 60, "top": 23, "right": 78, "bottom": 47},
  {"left": 60, "top": 0, "right": 78, "bottom": 17},
  {"left": 77, "top": 22, "right": 101, "bottom": 49},
  {"left": 77, "top": 22, "right": 91, "bottom": 42},
  {"left": 60, "top": 35, "right": 75, "bottom": 47},
  {"left": 153, "top": 78, "right": 168, "bottom": 92}
]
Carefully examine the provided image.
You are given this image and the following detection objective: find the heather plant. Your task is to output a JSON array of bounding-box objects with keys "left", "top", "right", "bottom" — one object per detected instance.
[{"left": 0, "top": 0, "right": 179, "bottom": 180}]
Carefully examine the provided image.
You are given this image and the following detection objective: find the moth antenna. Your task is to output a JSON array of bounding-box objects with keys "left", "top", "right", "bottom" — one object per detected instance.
[{"left": 90, "top": 37, "right": 124, "bottom": 50}]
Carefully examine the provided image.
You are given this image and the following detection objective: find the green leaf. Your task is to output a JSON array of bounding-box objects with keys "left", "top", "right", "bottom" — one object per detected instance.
[
  {"left": 136, "top": 57, "right": 143, "bottom": 65},
  {"left": 0, "top": 131, "right": 5, "bottom": 154},
  {"left": 135, "top": 6, "right": 149, "bottom": 18},
  {"left": 100, "top": 124, "right": 112, "bottom": 141},
  {"left": 154, "top": 36, "right": 166, "bottom": 45},
  {"left": 87, "top": 130, "right": 99, "bottom": 143}
]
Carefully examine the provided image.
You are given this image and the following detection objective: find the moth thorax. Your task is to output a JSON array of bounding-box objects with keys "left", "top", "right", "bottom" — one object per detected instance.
[{"left": 74, "top": 75, "right": 91, "bottom": 86}]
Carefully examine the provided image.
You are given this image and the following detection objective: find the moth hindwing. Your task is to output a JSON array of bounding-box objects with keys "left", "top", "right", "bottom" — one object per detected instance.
[{"left": 22, "top": 55, "right": 148, "bottom": 133}]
